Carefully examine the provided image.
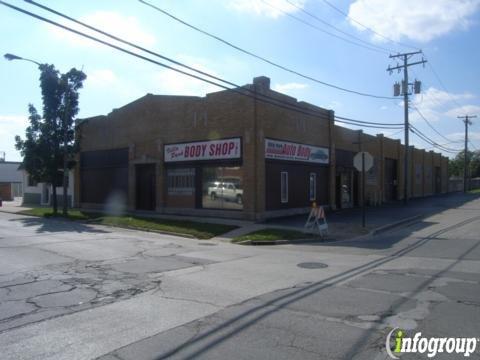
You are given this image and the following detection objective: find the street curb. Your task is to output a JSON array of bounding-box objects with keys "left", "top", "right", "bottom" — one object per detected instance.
[
  {"left": 235, "top": 214, "right": 425, "bottom": 246},
  {"left": 238, "top": 237, "right": 330, "bottom": 246},
  {"left": 87, "top": 222, "right": 199, "bottom": 239}
]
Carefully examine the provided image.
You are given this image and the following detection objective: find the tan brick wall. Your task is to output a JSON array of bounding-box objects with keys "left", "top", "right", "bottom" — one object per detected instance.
[{"left": 77, "top": 77, "right": 451, "bottom": 219}]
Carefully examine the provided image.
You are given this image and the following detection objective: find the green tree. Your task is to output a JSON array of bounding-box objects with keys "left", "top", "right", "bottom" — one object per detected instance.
[
  {"left": 447, "top": 150, "right": 480, "bottom": 179},
  {"left": 15, "top": 64, "right": 86, "bottom": 215}
]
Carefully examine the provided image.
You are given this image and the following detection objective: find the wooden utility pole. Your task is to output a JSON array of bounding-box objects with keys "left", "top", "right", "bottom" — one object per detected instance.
[
  {"left": 458, "top": 115, "right": 477, "bottom": 193},
  {"left": 387, "top": 51, "right": 426, "bottom": 204}
]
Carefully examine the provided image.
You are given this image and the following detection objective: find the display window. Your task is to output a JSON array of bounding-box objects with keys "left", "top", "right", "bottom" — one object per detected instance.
[
  {"left": 202, "top": 166, "right": 243, "bottom": 210},
  {"left": 167, "top": 168, "right": 195, "bottom": 195}
]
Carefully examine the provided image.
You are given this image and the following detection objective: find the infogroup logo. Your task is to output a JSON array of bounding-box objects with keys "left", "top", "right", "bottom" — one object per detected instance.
[{"left": 386, "top": 328, "right": 479, "bottom": 358}]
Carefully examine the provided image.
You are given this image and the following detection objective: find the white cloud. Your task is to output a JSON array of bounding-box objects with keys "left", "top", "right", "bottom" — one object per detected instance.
[
  {"left": 273, "top": 82, "right": 308, "bottom": 92},
  {"left": 444, "top": 104, "right": 480, "bottom": 118},
  {"left": 0, "top": 115, "right": 29, "bottom": 161},
  {"left": 411, "top": 87, "right": 475, "bottom": 123},
  {"left": 87, "top": 69, "right": 117, "bottom": 87},
  {"left": 228, "top": 0, "right": 306, "bottom": 18},
  {"left": 446, "top": 131, "right": 480, "bottom": 142},
  {"left": 151, "top": 56, "right": 222, "bottom": 96},
  {"left": 348, "top": 0, "right": 480, "bottom": 42},
  {"left": 83, "top": 68, "right": 141, "bottom": 98},
  {"left": 47, "top": 11, "right": 156, "bottom": 49}
]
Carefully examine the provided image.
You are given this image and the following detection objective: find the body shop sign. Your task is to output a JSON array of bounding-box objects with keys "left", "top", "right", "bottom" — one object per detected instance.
[
  {"left": 165, "top": 138, "right": 241, "bottom": 162},
  {"left": 265, "top": 138, "right": 329, "bottom": 164}
]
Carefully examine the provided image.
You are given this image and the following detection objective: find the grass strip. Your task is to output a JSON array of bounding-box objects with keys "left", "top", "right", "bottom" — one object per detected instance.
[
  {"left": 19, "top": 208, "right": 237, "bottom": 239},
  {"left": 232, "top": 228, "right": 312, "bottom": 243}
]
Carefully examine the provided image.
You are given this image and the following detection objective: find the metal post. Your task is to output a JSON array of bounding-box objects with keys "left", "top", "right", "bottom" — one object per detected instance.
[
  {"left": 62, "top": 95, "right": 69, "bottom": 216},
  {"left": 464, "top": 116, "right": 468, "bottom": 193},
  {"left": 403, "top": 55, "right": 409, "bottom": 205},
  {"left": 362, "top": 151, "right": 366, "bottom": 228}
]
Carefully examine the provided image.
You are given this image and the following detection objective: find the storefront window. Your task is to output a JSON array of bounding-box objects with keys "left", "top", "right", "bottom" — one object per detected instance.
[
  {"left": 167, "top": 168, "right": 195, "bottom": 195},
  {"left": 309, "top": 173, "right": 316, "bottom": 201},
  {"left": 202, "top": 166, "right": 243, "bottom": 210},
  {"left": 341, "top": 172, "right": 352, "bottom": 208},
  {"left": 281, "top": 171, "right": 288, "bottom": 203}
]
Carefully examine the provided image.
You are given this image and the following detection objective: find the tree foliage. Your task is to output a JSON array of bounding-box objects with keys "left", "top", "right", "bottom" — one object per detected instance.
[
  {"left": 15, "top": 64, "right": 86, "bottom": 214},
  {"left": 448, "top": 150, "right": 480, "bottom": 178}
]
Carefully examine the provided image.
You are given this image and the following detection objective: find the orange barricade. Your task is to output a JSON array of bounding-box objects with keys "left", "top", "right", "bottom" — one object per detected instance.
[{"left": 304, "top": 202, "right": 328, "bottom": 238}]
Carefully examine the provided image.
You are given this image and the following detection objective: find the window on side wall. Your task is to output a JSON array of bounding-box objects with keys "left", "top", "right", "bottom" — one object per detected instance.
[
  {"left": 281, "top": 171, "right": 288, "bottom": 203},
  {"left": 28, "top": 175, "right": 37, "bottom": 187},
  {"left": 309, "top": 173, "right": 316, "bottom": 201}
]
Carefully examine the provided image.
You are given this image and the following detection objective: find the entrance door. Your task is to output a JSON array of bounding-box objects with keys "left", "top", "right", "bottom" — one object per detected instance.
[
  {"left": 136, "top": 164, "right": 156, "bottom": 210},
  {"left": 384, "top": 158, "right": 398, "bottom": 201},
  {"left": 41, "top": 184, "right": 50, "bottom": 205},
  {"left": 434, "top": 167, "right": 441, "bottom": 194}
]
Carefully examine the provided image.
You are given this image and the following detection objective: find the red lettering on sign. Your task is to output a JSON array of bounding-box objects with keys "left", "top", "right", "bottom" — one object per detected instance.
[
  {"left": 228, "top": 142, "right": 235, "bottom": 154},
  {"left": 215, "top": 143, "right": 222, "bottom": 156},
  {"left": 184, "top": 145, "right": 190, "bottom": 158}
]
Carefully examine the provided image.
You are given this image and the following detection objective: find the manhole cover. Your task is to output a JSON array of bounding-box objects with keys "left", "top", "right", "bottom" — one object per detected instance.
[{"left": 297, "top": 262, "right": 328, "bottom": 269}]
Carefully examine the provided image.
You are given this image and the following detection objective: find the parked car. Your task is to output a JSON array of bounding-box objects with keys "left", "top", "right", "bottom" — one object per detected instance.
[
  {"left": 310, "top": 150, "right": 328, "bottom": 161},
  {"left": 207, "top": 182, "right": 243, "bottom": 204}
]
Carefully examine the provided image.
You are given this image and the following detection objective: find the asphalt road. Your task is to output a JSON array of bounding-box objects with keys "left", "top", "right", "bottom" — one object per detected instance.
[{"left": 0, "top": 195, "right": 479, "bottom": 359}]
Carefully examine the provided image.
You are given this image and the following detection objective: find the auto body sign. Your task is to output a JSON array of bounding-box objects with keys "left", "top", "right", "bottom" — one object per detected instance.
[
  {"left": 165, "top": 138, "right": 241, "bottom": 162},
  {"left": 265, "top": 138, "right": 329, "bottom": 164}
]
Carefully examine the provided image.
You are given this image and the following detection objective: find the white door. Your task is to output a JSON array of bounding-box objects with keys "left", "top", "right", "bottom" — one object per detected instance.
[{"left": 41, "top": 184, "right": 50, "bottom": 205}]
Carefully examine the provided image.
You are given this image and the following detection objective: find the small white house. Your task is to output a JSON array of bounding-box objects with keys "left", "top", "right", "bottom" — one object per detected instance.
[
  {"left": 22, "top": 170, "right": 74, "bottom": 207},
  {"left": 0, "top": 160, "right": 23, "bottom": 201}
]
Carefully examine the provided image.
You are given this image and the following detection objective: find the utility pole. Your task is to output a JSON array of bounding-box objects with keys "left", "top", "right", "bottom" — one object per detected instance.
[
  {"left": 387, "top": 51, "right": 426, "bottom": 205},
  {"left": 458, "top": 115, "right": 477, "bottom": 193}
]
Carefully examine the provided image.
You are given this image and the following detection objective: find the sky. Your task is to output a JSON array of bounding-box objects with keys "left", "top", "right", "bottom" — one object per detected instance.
[{"left": 1, "top": 0, "right": 480, "bottom": 162}]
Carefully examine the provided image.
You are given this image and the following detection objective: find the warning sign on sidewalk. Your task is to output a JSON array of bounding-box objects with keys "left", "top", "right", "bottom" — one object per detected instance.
[{"left": 304, "top": 202, "right": 328, "bottom": 238}]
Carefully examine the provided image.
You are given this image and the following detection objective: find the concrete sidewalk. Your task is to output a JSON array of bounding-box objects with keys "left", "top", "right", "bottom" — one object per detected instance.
[
  {"left": 2, "top": 193, "right": 478, "bottom": 243},
  {"left": 265, "top": 192, "right": 480, "bottom": 242}
]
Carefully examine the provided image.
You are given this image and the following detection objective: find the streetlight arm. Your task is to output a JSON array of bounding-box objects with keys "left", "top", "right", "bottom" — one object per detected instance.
[{"left": 4, "top": 53, "right": 41, "bottom": 66}]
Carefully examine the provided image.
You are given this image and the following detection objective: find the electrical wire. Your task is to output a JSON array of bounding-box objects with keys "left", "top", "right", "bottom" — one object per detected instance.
[
  {"left": 409, "top": 124, "right": 461, "bottom": 153},
  {"left": 282, "top": 0, "right": 393, "bottom": 54},
  {"left": 411, "top": 104, "right": 453, "bottom": 144},
  {"left": 425, "top": 61, "right": 463, "bottom": 109},
  {"left": 319, "top": 0, "right": 420, "bottom": 51},
  {"left": 137, "top": 0, "right": 395, "bottom": 99},
  {"left": 259, "top": 0, "right": 388, "bottom": 55},
  {"left": 2, "top": 0, "right": 403, "bottom": 131}
]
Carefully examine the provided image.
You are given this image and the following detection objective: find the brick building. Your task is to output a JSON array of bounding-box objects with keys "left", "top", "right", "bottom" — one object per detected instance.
[{"left": 76, "top": 76, "right": 448, "bottom": 220}]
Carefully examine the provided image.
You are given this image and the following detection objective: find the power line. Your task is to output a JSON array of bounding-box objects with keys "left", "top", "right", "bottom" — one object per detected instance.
[
  {"left": 319, "top": 0, "right": 420, "bottom": 51},
  {"left": 137, "top": 0, "right": 395, "bottom": 99},
  {"left": 2, "top": 0, "right": 403, "bottom": 131},
  {"left": 409, "top": 124, "right": 461, "bottom": 153},
  {"left": 335, "top": 115, "right": 400, "bottom": 126},
  {"left": 279, "top": 0, "right": 392, "bottom": 53},
  {"left": 411, "top": 104, "right": 453, "bottom": 144},
  {"left": 469, "top": 140, "right": 478, "bottom": 151},
  {"left": 315, "top": 0, "right": 465, "bottom": 117},
  {"left": 425, "top": 60, "right": 463, "bottom": 109},
  {"left": 259, "top": 0, "right": 388, "bottom": 54}
]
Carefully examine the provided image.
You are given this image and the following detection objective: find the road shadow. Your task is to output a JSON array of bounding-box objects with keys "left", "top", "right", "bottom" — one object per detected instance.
[
  {"left": 8, "top": 216, "right": 110, "bottom": 234},
  {"left": 266, "top": 192, "right": 480, "bottom": 249},
  {"left": 141, "top": 213, "right": 480, "bottom": 360}
]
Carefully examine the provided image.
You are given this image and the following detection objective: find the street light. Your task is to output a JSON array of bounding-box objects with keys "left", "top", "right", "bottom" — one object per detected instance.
[
  {"left": 4, "top": 53, "right": 41, "bottom": 67},
  {"left": 5, "top": 52, "right": 71, "bottom": 215}
]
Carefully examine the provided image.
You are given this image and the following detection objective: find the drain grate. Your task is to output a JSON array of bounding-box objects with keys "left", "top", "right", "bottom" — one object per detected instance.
[
  {"left": 297, "top": 262, "right": 328, "bottom": 269},
  {"left": 198, "top": 242, "right": 217, "bottom": 246}
]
